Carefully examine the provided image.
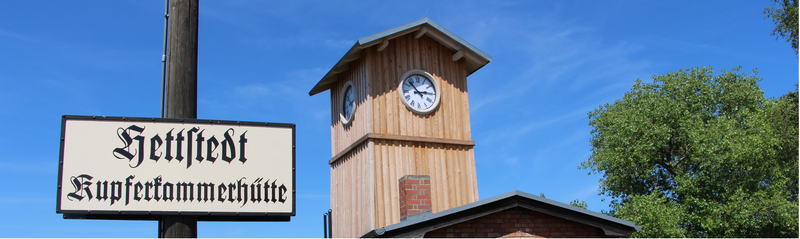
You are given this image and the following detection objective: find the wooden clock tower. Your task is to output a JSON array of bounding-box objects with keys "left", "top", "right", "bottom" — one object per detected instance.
[{"left": 309, "top": 17, "right": 492, "bottom": 238}]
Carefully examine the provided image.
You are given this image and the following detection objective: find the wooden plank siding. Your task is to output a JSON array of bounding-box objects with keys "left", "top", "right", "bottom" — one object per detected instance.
[
  {"left": 371, "top": 140, "right": 478, "bottom": 230},
  {"left": 329, "top": 56, "right": 371, "bottom": 154},
  {"left": 365, "top": 34, "right": 472, "bottom": 141},
  {"left": 329, "top": 34, "right": 479, "bottom": 237},
  {"left": 330, "top": 142, "right": 373, "bottom": 238}
]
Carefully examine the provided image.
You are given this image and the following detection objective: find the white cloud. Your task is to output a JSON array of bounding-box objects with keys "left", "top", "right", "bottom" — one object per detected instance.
[
  {"left": 569, "top": 183, "right": 602, "bottom": 202},
  {"left": 246, "top": 35, "right": 353, "bottom": 51},
  {"left": 504, "top": 156, "right": 519, "bottom": 165},
  {"left": 444, "top": 6, "right": 654, "bottom": 118},
  {"left": 0, "top": 28, "right": 34, "bottom": 42},
  {"left": 200, "top": 67, "right": 330, "bottom": 122},
  {"left": 479, "top": 105, "right": 591, "bottom": 147}
]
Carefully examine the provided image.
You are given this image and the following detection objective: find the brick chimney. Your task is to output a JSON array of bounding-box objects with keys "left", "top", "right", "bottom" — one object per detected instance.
[{"left": 399, "top": 175, "right": 432, "bottom": 221}]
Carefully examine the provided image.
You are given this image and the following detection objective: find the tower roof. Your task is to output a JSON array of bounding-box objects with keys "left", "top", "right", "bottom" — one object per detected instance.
[{"left": 308, "top": 17, "right": 492, "bottom": 96}]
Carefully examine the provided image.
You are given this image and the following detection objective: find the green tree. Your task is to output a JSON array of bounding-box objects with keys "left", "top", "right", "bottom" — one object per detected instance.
[
  {"left": 764, "top": 0, "right": 799, "bottom": 54},
  {"left": 568, "top": 199, "right": 589, "bottom": 210},
  {"left": 582, "top": 66, "right": 798, "bottom": 237}
]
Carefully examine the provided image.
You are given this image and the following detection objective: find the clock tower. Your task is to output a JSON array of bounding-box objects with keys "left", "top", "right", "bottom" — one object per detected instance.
[{"left": 309, "top": 17, "right": 491, "bottom": 238}]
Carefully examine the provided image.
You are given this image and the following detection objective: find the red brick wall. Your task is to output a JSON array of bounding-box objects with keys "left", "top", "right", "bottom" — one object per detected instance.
[
  {"left": 399, "top": 175, "right": 432, "bottom": 220},
  {"left": 423, "top": 208, "right": 612, "bottom": 238}
]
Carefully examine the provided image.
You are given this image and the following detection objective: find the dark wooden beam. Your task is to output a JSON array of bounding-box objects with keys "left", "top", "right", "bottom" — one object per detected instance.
[
  {"left": 328, "top": 133, "right": 476, "bottom": 164},
  {"left": 415, "top": 27, "right": 427, "bottom": 39},
  {"left": 377, "top": 39, "right": 390, "bottom": 52}
]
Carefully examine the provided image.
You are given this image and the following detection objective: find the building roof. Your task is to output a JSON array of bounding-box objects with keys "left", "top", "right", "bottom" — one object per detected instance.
[
  {"left": 361, "top": 190, "right": 642, "bottom": 238},
  {"left": 308, "top": 17, "right": 493, "bottom": 96}
]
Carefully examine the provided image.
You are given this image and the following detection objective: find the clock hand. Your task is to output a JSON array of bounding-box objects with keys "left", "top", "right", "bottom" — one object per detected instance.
[
  {"left": 413, "top": 90, "right": 434, "bottom": 95},
  {"left": 410, "top": 83, "right": 421, "bottom": 92},
  {"left": 413, "top": 91, "right": 424, "bottom": 97},
  {"left": 409, "top": 83, "right": 426, "bottom": 97}
]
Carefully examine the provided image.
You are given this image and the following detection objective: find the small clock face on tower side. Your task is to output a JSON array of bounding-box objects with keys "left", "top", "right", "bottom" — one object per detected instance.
[
  {"left": 398, "top": 70, "right": 441, "bottom": 114},
  {"left": 340, "top": 82, "right": 355, "bottom": 125}
]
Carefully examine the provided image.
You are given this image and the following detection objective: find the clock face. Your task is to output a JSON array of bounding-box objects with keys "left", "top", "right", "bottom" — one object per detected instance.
[
  {"left": 340, "top": 82, "right": 355, "bottom": 124},
  {"left": 398, "top": 70, "right": 441, "bottom": 114}
]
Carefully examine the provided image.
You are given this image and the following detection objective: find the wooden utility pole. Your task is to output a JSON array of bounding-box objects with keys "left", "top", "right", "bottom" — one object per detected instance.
[
  {"left": 165, "top": 0, "right": 198, "bottom": 119},
  {"left": 161, "top": 0, "right": 199, "bottom": 237}
]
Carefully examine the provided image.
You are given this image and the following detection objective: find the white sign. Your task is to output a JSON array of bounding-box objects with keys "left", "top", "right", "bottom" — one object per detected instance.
[{"left": 57, "top": 116, "right": 295, "bottom": 218}]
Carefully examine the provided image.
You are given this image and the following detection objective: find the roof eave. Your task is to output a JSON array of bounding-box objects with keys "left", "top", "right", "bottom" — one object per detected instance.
[{"left": 307, "top": 42, "right": 362, "bottom": 96}]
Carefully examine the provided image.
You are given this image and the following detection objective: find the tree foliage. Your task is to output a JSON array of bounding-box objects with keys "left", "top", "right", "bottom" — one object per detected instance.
[
  {"left": 765, "top": 0, "right": 799, "bottom": 54},
  {"left": 582, "top": 66, "right": 798, "bottom": 237},
  {"left": 568, "top": 199, "right": 589, "bottom": 209}
]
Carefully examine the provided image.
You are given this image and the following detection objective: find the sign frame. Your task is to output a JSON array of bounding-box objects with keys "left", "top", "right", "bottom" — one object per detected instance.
[{"left": 57, "top": 115, "right": 296, "bottom": 221}]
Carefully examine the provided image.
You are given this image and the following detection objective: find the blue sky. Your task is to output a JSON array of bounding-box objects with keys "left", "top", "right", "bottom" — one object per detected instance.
[{"left": 0, "top": 0, "right": 796, "bottom": 237}]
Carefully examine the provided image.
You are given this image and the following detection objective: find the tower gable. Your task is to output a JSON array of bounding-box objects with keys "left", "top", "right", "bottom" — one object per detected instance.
[{"left": 309, "top": 17, "right": 492, "bottom": 96}]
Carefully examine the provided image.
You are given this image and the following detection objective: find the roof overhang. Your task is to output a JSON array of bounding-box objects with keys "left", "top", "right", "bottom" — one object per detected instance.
[{"left": 308, "top": 17, "right": 492, "bottom": 96}]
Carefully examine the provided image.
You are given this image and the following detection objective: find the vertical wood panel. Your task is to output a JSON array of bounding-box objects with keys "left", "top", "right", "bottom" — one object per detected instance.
[
  {"left": 390, "top": 140, "right": 400, "bottom": 222},
  {"left": 375, "top": 141, "right": 384, "bottom": 228},
  {"left": 432, "top": 144, "right": 442, "bottom": 212}
]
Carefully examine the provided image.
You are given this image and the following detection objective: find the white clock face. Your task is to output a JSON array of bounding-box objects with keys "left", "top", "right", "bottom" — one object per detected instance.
[
  {"left": 398, "top": 70, "right": 441, "bottom": 114},
  {"left": 340, "top": 82, "right": 355, "bottom": 124}
]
